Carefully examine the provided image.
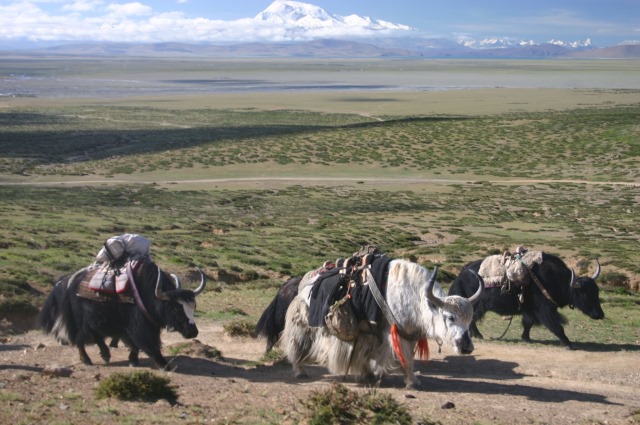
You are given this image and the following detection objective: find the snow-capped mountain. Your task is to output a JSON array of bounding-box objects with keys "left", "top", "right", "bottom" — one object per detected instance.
[
  {"left": 461, "top": 37, "right": 592, "bottom": 49},
  {"left": 255, "top": 0, "right": 413, "bottom": 31}
]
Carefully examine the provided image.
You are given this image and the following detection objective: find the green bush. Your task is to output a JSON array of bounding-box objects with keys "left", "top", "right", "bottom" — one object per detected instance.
[
  {"left": 223, "top": 318, "right": 256, "bottom": 337},
  {"left": 0, "top": 296, "right": 39, "bottom": 316},
  {"left": 601, "top": 272, "right": 630, "bottom": 288},
  {"left": 94, "top": 371, "right": 177, "bottom": 402},
  {"left": 303, "top": 382, "right": 411, "bottom": 425}
]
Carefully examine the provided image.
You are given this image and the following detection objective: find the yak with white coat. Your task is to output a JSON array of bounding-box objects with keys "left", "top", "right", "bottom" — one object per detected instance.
[{"left": 281, "top": 259, "right": 484, "bottom": 389}]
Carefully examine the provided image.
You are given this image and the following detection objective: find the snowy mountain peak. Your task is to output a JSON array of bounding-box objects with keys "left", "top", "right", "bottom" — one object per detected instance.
[
  {"left": 255, "top": 0, "right": 413, "bottom": 31},
  {"left": 461, "top": 37, "right": 593, "bottom": 49}
]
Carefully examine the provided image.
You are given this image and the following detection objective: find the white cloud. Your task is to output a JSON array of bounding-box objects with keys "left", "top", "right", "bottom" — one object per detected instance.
[
  {"left": 106, "top": 2, "right": 152, "bottom": 17},
  {"left": 62, "top": 0, "right": 104, "bottom": 13},
  {"left": 0, "top": 0, "right": 408, "bottom": 43}
]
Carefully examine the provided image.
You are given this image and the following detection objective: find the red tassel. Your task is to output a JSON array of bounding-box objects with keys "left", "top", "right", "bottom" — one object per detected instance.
[
  {"left": 416, "top": 337, "right": 429, "bottom": 361},
  {"left": 391, "top": 324, "right": 406, "bottom": 368}
]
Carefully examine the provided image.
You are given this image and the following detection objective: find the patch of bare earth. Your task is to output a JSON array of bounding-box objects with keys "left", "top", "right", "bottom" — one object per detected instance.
[{"left": 1, "top": 321, "right": 638, "bottom": 424}]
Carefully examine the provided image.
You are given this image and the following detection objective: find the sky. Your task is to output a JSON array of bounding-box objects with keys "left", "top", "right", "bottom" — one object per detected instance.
[{"left": 0, "top": 0, "right": 638, "bottom": 48}]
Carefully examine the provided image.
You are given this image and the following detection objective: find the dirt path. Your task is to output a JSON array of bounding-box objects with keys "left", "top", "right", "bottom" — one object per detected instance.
[
  {"left": 1, "top": 321, "right": 638, "bottom": 424},
  {"left": 2, "top": 176, "right": 639, "bottom": 188}
]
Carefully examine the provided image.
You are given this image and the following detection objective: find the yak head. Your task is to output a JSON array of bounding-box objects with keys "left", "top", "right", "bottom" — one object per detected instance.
[
  {"left": 426, "top": 268, "right": 484, "bottom": 355},
  {"left": 569, "top": 260, "right": 604, "bottom": 320},
  {"left": 154, "top": 266, "right": 206, "bottom": 339}
]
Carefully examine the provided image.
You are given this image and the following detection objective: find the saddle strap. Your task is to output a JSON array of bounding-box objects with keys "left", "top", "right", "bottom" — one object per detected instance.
[
  {"left": 363, "top": 266, "right": 421, "bottom": 341},
  {"left": 518, "top": 257, "right": 557, "bottom": 306},
  {"left": 127, "top": 262, "right": 160, "bottom": 327}
]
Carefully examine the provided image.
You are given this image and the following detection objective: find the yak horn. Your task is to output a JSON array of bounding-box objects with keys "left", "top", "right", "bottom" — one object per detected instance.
[
  {"left": 466, "top": 270, "right": 485, "bottom": 305},
  {"left": 193, "top": 267, "right": 206, "bottom": 296},
  {"left": 568, "top": 268, "right": 578, "bottom": 289},
  {"left": 425, "top": 266, "right": 445, "bottom": 309},
  {"left": 170, "top": 273, "right": 181, "bottom": 289},
  {"left": 155, "top": 266, "right": 170, "bottom": 300},
  {"left": 591, "top": 259, "right": 601, "bottom": 281}
]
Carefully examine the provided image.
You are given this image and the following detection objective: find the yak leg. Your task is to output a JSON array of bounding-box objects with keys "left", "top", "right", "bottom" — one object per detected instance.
[
  {"left": 77, "top": 344, "right": 93, "bottom": 365},
  {"left": 109, "top": 337, "right": 120, "bottom": 348},
  {"left": 395, "top": 338, "right": 420, "bottom": 389},
  {"left": 469, "top": 320, "right": 484, "bottom": 339},
  {"left": 535, "top": 311, "right": 573, "bottom": 350},
  {"left": 521, "top": 313, "right": 535, "bottom": 342},
  {"left": 139, "top": 345, "right": 168, "bottom": 369},
  {"left": 128, "top": 347, "right": 140, "bottom": 367},
  {"left": 95, "top": 336, "right": 111, "bottom": 363},
  {"left": 282, "top": 297, "right": 312, "bottom": 379}
]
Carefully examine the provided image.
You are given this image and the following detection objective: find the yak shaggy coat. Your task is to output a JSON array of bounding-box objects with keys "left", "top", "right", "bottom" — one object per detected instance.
[{"left": 282, "top": 259, "right": 481, "bottom": 389}]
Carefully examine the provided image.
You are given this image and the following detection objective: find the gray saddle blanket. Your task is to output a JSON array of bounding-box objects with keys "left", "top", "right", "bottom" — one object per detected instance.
[{"left": 478, "top": 251, "right": 543, "bottom": 288}]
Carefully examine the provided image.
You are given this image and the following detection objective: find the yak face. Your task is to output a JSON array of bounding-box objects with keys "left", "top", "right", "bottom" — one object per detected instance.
[
  {"left": 153, "top": 266, "right": 206, "bottom": 339},
  {"left": 426, "top": 267, "right": 483, "bottom": 355},
  {"left": 163, "top": 291, "right": 199, "bottom": 338},
  {"left": 438, "top": 296, "right": 476, "bottom": 354},
  {"left": 571, "top": 278, "right": 605, "bottom": 320}
]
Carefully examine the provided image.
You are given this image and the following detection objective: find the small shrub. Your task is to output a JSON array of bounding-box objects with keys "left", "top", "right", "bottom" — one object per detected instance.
[
  {"left": 223, "top": 318, "right": 256, "bottom": 337},
  {"left": 0, "top": 297, "right": 39, "bottom": 316},
  {"left": 302, "top": 382, "right": 411, "bottom": 425},
  {"left": 94, "top": 371, "right": 177, "bottom": 402},
  {"left": 601, "top": 272, "right": 630, "bottom": 288},
  {"left": 259, "top": 348, "right": 287, "bottom": 365},
  {"left": 221, "top": 307, "right": 248, "bottom": 316}
]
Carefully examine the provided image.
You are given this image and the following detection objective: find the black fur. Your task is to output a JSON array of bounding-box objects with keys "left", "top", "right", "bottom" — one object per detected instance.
[
  {"left": 448, "top": 253, "right": 604, "bottom": 349},
  {"left": 255, "top": 276, "right": 301, "bottom": 352},
  {"left": 37, "top": 261, "right": 201, "bottom": 368}
]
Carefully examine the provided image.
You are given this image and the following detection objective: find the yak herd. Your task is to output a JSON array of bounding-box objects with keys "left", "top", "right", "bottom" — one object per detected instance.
[{"left": 37, "top": 235, "right": 604, "bottom": 388}]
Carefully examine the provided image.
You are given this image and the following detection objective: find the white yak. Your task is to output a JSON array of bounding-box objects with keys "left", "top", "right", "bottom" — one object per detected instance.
[{"left": 282, "top": 259, "right": 484, "bottom": 389}]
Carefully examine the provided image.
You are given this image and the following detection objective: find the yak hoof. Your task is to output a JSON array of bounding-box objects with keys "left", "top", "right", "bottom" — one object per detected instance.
[
  {"left": 406, "top": 380, "right": 423, "bottom": 390},
  {"left": 362, "top": 373, "right": 382, "bottom": 387},
  {"left": 563, "top": 344, "right": 574, "bottom": 351},
  {"left": 295, "top": 372, "right": 309, "bottom": 379}
]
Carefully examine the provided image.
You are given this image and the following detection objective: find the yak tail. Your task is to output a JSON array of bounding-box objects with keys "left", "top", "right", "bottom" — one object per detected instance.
[
  {"left": 36, "top": 282, "right": 63, "bottom": 334},
  {"left": 255, "top": 293, "right": 280, "bottom": 350},
  {"left": 255, "top": 277, "right": 301, "bottom": 352},
  {"left": 36, "top": 270, "right": 84, "bottom": 344}
]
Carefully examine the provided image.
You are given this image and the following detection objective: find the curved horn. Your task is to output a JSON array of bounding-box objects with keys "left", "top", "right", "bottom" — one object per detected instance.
[
  {"left": 569, "top": 268, "right": 579, "bottom": 289},
  {"left": 155, "top": 266, "right": 170, "bottom": 300},
  {"left": 192, "top": 266, "right": 206, "bottom": 296},
  {"left": 466, "top": 270, "right": 485, "bottom": 305},
  {"left": 591, "top": 259, "right": 601, "bottom": 281},
  {"left": 425, "top": 266, "right": 445, "bottom": 309},
  {"left": 170, "top": 273, "right": 181, "bottom": 289}
]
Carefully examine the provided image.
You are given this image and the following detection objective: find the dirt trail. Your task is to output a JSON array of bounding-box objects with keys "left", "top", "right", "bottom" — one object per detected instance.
[
  {"left": 2, "top": 176, "right": 639, "bottom": 187},
  {"left": 1, "top": 321, "right": 639, "bottom": 424}
]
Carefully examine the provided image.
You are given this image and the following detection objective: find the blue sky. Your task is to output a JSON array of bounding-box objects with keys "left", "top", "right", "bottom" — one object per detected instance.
[{"left": 0, "top": 0, "right": 638, "bottom": 47}]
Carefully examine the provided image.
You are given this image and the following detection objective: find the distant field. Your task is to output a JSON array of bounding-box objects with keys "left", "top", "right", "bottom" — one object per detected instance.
[
  {"left": 1, "top": 58, "right": 639, "bottom": 317},
  {"left": 2, "top": 57, "right": 640, "bottom": 115}
]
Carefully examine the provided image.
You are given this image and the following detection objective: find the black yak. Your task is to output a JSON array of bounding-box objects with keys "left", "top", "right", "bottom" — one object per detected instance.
[{"left": 37, "top": 260, "right": 206, "bottom": 368}]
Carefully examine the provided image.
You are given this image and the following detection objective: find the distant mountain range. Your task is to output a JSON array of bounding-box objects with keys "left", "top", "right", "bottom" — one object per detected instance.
[
  {"left": 9, "top": 38, "right": 639, "bottom": 59},
  {"left": 3, "top": 0, "right": 639, "bottom": 59}
]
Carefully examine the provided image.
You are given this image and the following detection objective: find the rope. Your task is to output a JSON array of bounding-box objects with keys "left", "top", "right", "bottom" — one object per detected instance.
[
  {"left": 494, "top": 316, "right": 514, "bottom": 340},
  {"left": 127, "top": 262, "right": 159, "bottom": 327},
  {"left": 517, "top": 256, "right": 557, "bottom": 306}
]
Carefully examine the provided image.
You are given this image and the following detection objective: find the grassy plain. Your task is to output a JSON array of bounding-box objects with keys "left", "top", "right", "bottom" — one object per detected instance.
[{"left": 0, "top": 58, "right": 639, "bottom": 348}]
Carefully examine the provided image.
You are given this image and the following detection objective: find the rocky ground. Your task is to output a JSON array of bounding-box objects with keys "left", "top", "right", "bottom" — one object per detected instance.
[{"left": 1, "top": 321, "right": 639, "bottom": 424}]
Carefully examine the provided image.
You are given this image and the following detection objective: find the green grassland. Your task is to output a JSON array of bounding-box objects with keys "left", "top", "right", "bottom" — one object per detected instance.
[{"left": 1, "top": 58, "right": 639, "bottom": 347}]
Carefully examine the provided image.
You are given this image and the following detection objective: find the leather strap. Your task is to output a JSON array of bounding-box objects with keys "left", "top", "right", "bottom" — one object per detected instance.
[
  {"left": 363, "top": 266, "right": 422, "bottom": 341},
  {"left": 127, "top": 262, "right": 160, "bottom": 327}
]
